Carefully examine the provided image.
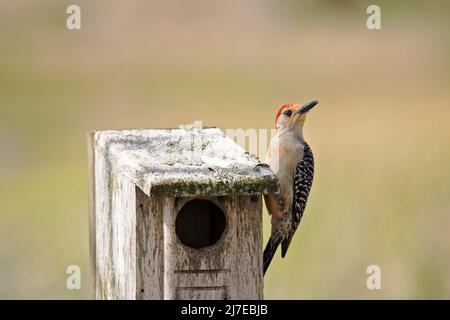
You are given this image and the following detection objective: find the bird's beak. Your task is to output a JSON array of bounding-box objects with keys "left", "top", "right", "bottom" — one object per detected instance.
[{"left": 296, "top": 100, "right": 319, "bottom": 115}]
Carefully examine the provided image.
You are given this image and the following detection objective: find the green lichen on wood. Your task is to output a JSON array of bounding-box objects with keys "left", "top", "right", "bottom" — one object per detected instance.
[{"left": 149, "top": 175, "right": 278, "bottom": 196}]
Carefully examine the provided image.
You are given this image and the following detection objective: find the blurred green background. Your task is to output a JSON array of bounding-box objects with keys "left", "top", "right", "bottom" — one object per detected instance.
[{"left": 1, "top": 0, "right": 450, "bottom": 299}]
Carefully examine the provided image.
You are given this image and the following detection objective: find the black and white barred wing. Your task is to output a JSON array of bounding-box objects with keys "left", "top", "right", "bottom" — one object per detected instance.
[{"left": 281, "top": 143, "right": 314, "bottom": 257}]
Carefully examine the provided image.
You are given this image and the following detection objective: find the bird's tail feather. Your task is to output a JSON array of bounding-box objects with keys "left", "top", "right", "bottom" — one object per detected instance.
[
  {"left": 281, "top": 233, "right": 294, "bottom": 258},
  {"left": 263, "top": 236, "right": 282, "bottom": 275}
]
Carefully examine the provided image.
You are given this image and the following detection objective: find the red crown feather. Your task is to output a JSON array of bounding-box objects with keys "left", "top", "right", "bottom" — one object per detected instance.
[{"left": 275, "top": 103, "right": 299, "bottom": 125}]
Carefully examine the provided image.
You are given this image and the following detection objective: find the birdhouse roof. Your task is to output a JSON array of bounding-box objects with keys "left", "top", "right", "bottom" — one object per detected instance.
[{"left": 93, "top": 128, "right": 278, "bottom": 196}]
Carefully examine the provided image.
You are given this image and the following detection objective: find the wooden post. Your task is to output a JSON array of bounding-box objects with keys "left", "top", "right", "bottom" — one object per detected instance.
[{"left": 87, "top": 128, "right": 278, "bottom": 300}]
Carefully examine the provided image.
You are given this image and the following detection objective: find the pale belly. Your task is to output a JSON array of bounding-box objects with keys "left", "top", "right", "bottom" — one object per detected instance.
[{"left": 267, "top": 133, "right": 304, "bottom": 213}]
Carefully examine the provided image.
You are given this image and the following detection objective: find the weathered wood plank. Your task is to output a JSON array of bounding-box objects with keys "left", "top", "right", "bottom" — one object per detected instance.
[
  {"left": 93, "top": 138, "right": 113, "bottom": 299},
  {"left": 176, "top": 286, "right": 228, "bottom": 300},
  {"left": 163, "top": 197, "right": 234, "bottom": 299},
  {"left": 136, "top": 189, "right": 164, "bottom": 299},
  {"left": 233, "top": 196, "right": 263, "bottom": 299},
  {"left": 157, "top": 196, "right": 262, "bottom": 299},
  {"left": 110, "top": 169, "right": 136, "bottom": 299}
]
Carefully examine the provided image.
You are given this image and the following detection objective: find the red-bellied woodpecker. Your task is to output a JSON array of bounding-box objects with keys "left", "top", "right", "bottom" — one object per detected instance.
[{"left": 263, "top": 100, "right": 318, "bottom": 275}]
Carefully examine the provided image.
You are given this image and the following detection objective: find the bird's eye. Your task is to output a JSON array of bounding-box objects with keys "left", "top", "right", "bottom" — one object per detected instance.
[{"left": 282, "top": 109, "right": 293, "bottom": 117}]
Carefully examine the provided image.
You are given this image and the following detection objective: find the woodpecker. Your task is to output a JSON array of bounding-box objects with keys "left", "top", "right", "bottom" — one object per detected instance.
[{"left": 263, "top": 100, "right": 318, "bottom": 275}]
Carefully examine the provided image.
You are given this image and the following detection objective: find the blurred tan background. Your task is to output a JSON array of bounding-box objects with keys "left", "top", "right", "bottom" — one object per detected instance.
[{"left": 1, "top": 0, "right": 450, "bottom": 299}]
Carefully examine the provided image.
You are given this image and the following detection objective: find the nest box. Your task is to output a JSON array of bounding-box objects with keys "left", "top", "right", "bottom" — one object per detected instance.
[{"left": 87, "top": 128, "right": 278, "bottom": 299}]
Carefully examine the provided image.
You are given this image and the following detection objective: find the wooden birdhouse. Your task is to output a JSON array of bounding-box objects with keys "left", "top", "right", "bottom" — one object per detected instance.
[{"left": 87, "top": 127, "right": 278, "bottom": 300}]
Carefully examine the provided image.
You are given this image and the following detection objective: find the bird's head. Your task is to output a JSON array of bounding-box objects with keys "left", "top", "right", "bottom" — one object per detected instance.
[{"left": 275, "top": 100, "right": 318, "bottom": 132}]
